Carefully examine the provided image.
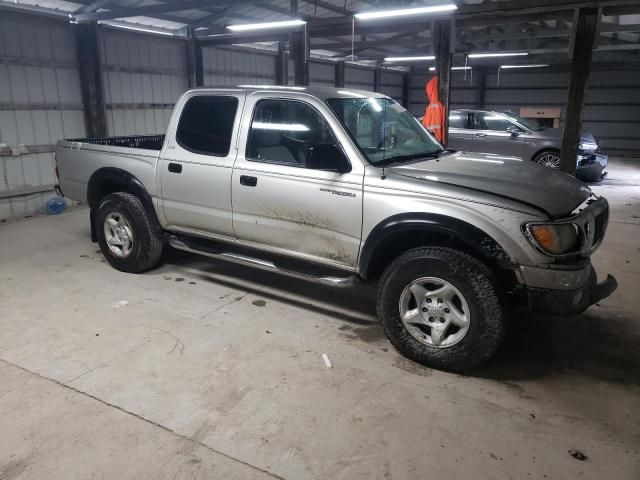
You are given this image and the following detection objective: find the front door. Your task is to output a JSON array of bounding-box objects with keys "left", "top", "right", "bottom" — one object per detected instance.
[
  {"left": 159, "top": 91, "right": 245, "bottom": 237},
  {"left": 231, "top": 95, "right": 364, "bottom": 269},
  {"left": 466, "top": 111, "right": 526, "bottom": 158}
]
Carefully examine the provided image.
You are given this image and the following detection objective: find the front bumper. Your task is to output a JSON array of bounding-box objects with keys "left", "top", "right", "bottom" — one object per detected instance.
[
  {"left": 518, "top": 263, "right": 617, "bottom": 315},
  {"left": 576, "top": 153, "right": 608, "bottom": 182}
]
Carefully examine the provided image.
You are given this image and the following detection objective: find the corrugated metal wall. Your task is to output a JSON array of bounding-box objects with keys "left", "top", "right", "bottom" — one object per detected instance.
[
  {"left": 202, "top": 46, "right": 277, "bottom": 86},
  {"left": 309, "top": 61, "right": 336, "bottom": 87},
  {"left": 345, "top": 65, "right": 375, "bottom": 90},
  {"left": 3, "top": 12, "right": 636, "bottom": 221},
  {"left": 0, "top": 13, "right": 85, "bottom": 220},
  {"left": 100, "top": 28, "right": 188, "bottom": 136},
  {"left": 410, "top": 67, "right": 640, "bottom": 154},
  {"left": 380, "top": 70, "right": 404, "bottom": 104}
]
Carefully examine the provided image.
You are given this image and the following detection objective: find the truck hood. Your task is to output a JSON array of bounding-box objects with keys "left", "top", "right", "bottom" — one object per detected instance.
[{"left": 390, "top": 151, "right": 592, "bottom": 217}]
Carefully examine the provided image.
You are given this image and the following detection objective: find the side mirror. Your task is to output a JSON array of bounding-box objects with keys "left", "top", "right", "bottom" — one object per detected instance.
[
  {"left": 307, "top": 144, "right": 351, "bottom": 173},
  {"left": 506, "top": 126, "right": 521, "bottom": 137}
]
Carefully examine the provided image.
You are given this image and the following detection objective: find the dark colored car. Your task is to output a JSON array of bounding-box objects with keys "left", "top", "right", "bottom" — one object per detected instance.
[{"left": 446, "top": 109, "right": 608, "bottom": 182}]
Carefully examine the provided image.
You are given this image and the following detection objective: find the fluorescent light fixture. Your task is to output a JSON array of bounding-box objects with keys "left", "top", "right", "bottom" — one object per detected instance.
[
  {"left": 253, "top": 122, "right": 310, "bottom": 132},
  {"left": 98, "top": 22, "right": 175, "bottom": 36},
  {"left": 227, "top": 19, "right": 306, "bottom": 32},
  {"left": 429, "top": 66, "right": 472, "bottom": 71},
  {"left": 500, "top": 64, "right": 549, "bottom": 69},
  {"left": 355, "top": 4, "right": 457, "bottom": 20},
  {"left": 385, "top": 55, "right": 435, "bottom": 62},
  {"left": 467, "top": 52, "right": 528, "bottom": 58}
]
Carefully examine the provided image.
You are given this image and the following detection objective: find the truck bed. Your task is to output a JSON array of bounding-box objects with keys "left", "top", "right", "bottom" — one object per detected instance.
[
  {"left": 56, "top": 134, "right": 165, "bottom": 205},
  {"left": 66, "top": 134, "right": 165, "bottom": 150}
]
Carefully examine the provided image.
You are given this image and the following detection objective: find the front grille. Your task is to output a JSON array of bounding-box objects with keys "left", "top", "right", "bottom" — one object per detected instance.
[
  {"left": 568, "top": 195, "right": 609, "bottom": 257},
  {"left": 593, "top": 210, "right": 607, "bottom": 246}
]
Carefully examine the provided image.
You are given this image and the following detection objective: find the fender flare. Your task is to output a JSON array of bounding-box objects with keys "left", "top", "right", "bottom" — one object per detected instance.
[
  {"left": 358, "top": 212, "right": 510, "bottom": 279},
  {"left": 87, "top": 167, "right": 155, "bottom": 212},
  {"left": 87, "top": 167, "right": 160, "bottom": 241}
]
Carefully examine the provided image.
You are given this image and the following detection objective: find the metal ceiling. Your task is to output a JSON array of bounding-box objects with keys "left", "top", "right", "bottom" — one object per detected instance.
[{"left": 2, "top": 0, "right": 640, "bottom": 65}]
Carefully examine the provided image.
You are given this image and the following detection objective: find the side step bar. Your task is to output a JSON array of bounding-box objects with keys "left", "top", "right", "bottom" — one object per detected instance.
[{"left": 168, "top": 236, "right": 359, "bottom": 288}]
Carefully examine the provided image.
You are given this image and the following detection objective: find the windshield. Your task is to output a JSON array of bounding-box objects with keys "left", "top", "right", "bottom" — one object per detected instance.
[
  {"left": 503, "top": 111, "right": 545, "bottom": 131},
  {"left": 327, "top": 97, "right": 443, "bottom": 166}
]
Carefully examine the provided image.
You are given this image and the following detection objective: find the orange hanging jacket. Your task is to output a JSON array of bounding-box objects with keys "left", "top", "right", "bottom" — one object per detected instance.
[{"left": 422, "top": 76, "right": 446, "bottom": 143}]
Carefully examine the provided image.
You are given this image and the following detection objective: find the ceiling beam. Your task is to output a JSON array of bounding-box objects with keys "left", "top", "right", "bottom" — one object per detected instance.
[
  {"left": 73, "top": 0, "right": 115, "bottom": 15},
  {"left": 74, "top": 0, "right": 261, "bottom": 22},
  {"left": 303, "top": 0, "right": 351, "bottom": 15}
]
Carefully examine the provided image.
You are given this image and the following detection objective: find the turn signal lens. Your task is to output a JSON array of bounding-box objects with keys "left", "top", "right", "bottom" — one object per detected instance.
[{"left": 528, "top": 223, "right": 579, "bottom": 255}]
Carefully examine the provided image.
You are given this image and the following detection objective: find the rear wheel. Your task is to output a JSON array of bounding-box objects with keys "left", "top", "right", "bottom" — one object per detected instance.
[
  {"left": 533, "top": 150, "right": 561, "bottom": 169},
  {"left": 377, "top": 247, "right": 506, "bottom": 372},
  {"left": 96, "top": 192, "right": 164, "bottom": 273}
]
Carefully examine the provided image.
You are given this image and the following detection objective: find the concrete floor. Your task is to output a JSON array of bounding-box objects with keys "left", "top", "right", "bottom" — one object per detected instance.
[{"left": 1, "top": 157, "right": 639, "bottom": 480}]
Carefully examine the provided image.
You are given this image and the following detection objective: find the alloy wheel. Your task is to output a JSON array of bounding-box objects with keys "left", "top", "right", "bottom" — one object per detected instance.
[{"left": 399, "top": 277, "right": 471, "bottom": 348}]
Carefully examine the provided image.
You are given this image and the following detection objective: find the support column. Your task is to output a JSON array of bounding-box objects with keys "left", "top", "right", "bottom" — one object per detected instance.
[
  {"left": 373, "top": 60, "right": 382, "bottom": 93},
  {"left": 560, "top": 7, "right": 599, "bottom": 175},
  {"left": 433, "top": 19, "right": 453, "bottom": 146},
  {"left": 75, "top": 23, "right": 107, "bottom": 138},
  {"left": 290, "top": 30, "right": 309, "bottom": 86},
  {"left": 289, "top": 0, "right": 308, "bottom": 86},
  {"left": 186, "top": 26, "right": 204, "bottom": 88},
  {"left": 276, "top": 41, "right": 289, "bottom": 85},
  {"left": 477, "top": 68, "right": 487, "bottom": 109},
  {"left": 402, "top": 70, "right": 411, "bottom": 109},
  {"left": 335, "top": 60, "right": 345, "bottom": 88}
]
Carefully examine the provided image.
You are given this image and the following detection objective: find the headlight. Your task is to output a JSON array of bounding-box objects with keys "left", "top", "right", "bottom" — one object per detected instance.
[
  {"left": 525, "top": 223, "right": 579, "bottom": 255},
  {"left": 579, "top": 142, "right": 598, "bottom": 151}
]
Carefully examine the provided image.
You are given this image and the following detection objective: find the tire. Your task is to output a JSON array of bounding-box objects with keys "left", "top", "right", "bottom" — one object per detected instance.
[
  {"left": 95, "top": 192, "right": 164, "bottom": 273},
  {"left": 377, "top": 247, "right": 506, "bottom": 372},
  {"left": 533, "top": 150, "right": 561, "bottom": 169}
]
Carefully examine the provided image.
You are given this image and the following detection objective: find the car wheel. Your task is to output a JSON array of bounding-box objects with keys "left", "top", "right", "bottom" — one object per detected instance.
[
  {"left": 377, "top": 247, "right": 506, "bottom": 372},
  {"left": 533, "top": 150, "right": 561, "bottom": 169},
  {"left": 96, "top": 192, "right": 164, "bottom": 273}
]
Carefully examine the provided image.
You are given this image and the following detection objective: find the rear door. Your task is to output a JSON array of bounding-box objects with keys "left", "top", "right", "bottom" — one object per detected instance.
[
  {"left": 231, "top": 94, "right": 364, "bottom": 269},
  {"left": 447, "top": 111, "right": 475, "bottom": 151},
  {"left": 466, "top": 111, "right": 526, "bottom": 157},
  {"left": 159, "top": 91, "right": 244, "bottom": 237}
]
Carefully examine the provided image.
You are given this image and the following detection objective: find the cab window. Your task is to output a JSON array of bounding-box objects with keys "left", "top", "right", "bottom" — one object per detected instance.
[
  {"left": 471, "top": 112, "right": 520, "bottom": 132},
  {"left": 176, "top": 95, "right": 238, "bottom": 156},
  {"left": 246, "top": 99, "right": 341, "bottom": 169},
  {"left": 449, "top": 111, "right": 468, "bottom": 129}
]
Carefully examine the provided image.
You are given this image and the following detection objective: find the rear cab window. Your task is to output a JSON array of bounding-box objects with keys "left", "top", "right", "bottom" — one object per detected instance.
[{"left": 176, "top": 95, "right": 239, "bottom": 156}]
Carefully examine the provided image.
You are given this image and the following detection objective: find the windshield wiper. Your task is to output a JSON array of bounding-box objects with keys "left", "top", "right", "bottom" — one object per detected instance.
[{"left": 376, "top": 149, "right": 444, "bottom": 167}]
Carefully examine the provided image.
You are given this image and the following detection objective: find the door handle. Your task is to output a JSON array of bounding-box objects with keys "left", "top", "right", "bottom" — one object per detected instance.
[
  {"left": 474, "top": 133, "right": 487, "bottom": 137},
  {"left": 240, "top": 175, "right": 257, "bottom": 187},
  {"left": 168, "top": 162, "right": 182, "bottom": 173}
]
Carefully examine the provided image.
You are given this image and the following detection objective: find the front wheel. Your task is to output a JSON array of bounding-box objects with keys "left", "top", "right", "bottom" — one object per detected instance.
[
  {"left": 533, "top": 150, "right": 561, "bottom": 169},
  {"left": 95, "top": 192, "right": 164, "bottom": 273},
  {"left": 377, "top": 247, "right": 506, "bottom": 372}
]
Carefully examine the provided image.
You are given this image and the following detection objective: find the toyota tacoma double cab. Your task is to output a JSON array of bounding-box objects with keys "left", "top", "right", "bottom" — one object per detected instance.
[{"left": 56, "top": 86, "right": 617, "bottom": 372}]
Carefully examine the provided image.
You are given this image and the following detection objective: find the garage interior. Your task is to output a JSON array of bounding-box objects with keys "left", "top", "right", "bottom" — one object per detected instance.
[{"left": 1, "top": 0, "right": 639, "bottom": 479}]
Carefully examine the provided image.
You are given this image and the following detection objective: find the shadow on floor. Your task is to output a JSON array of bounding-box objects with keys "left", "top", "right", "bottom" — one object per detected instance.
[
  {"left": 162, "top": 249, "right": 640, "bottom": 387},
  {"left": 476, "top": 310, "right": 640, "bottom": 386},
  {"left": 162, "top": 248, "right": 378, "bottom": 325}
]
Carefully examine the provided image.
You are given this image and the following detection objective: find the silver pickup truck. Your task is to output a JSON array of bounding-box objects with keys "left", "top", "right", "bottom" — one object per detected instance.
[{"left": 56, "top": 86, "right": 617, "bottom": 372}]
